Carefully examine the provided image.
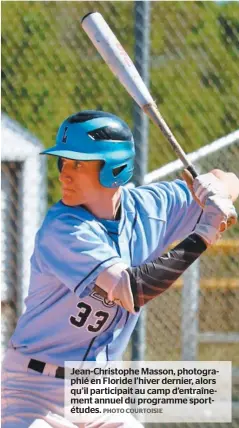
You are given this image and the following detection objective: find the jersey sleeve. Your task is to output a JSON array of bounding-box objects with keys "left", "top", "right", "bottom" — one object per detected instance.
[
  {"left": 133, "top": 179, "right": 202, "bottom": 247},
  {"left": 36, "top": 214, "right": 122, "bottom": 298},
  {"left": 161, "top": 179, "right": 202, "bottom": 245}
]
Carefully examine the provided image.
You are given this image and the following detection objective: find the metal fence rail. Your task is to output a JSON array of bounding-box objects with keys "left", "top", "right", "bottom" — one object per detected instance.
[
  {"left": 2, "top": 1, "right": 239, "bottom": 204},
  {"left": 144, "top": 131, "right": 239, "bottom": 360},
  {"left": 144, "top": 132, "right": 239, "bottom": 427}
]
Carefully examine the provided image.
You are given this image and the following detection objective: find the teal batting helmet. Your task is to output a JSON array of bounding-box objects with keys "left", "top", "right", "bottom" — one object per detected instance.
[{"left": 41, "top": 110, "right": 135, "bottom": 187}]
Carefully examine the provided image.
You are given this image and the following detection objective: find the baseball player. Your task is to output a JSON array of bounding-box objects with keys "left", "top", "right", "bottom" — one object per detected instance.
[{"left": 2, "top": 110, "right": 238, "bottom": 428}]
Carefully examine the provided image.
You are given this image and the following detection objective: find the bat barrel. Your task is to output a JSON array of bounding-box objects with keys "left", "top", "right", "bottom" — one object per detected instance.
[
  {"left": 82, "top": 12, "right": 198, "bottom": 177},
  {"left": 81, "top": 12, "right": 155, "bottom": 108}
]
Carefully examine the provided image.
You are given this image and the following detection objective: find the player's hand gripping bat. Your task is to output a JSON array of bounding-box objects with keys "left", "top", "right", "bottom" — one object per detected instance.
[{"left": 81, "top": 12, "right": 237, "bottom": 229}]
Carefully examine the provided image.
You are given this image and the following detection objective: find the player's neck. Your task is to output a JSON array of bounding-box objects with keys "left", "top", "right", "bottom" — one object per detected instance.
[{"left": 84, "top": 187, "right": 122, "bottom": 220}]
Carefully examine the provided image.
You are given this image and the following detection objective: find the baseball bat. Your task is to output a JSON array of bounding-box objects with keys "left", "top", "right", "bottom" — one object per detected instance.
[
  {"left": 81, "top": 12, "right": 237, "bottom": 228},
  {"left": 81, "top": 11, "right": 198, "bottom": 178}
]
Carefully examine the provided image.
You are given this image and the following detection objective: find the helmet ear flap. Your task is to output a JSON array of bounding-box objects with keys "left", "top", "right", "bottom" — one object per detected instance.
[
  {"left": 113, "top": 165, "right": 127, "bottom": 177},
  {"left": 57, "top": 157, "right": 63, "bottom": 172},
  {"left": 99, "top": 159, "right": 134, "bottom": 188}
]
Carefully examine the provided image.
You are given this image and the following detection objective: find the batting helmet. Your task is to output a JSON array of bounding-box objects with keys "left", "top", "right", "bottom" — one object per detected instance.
[{"left": 41, "top": 110, "right": 135, "bottom": 187}]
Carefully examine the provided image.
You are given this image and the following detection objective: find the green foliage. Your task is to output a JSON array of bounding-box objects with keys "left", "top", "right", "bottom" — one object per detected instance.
[
  {"left": 2, "top": 1, "right": 239, "bottom": 205},
  {"left": 149, "top": 1, "right": 239, "bottom": 169}
]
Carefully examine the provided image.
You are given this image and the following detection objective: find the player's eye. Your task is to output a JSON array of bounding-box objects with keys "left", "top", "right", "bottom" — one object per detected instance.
[{"left": 74, "top": 161, "right": 82, "bottom": 169}]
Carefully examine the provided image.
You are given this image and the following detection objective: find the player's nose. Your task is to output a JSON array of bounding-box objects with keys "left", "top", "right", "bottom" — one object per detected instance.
[{"left": 59, "top": 168, "right": 73, "bottom": 184}]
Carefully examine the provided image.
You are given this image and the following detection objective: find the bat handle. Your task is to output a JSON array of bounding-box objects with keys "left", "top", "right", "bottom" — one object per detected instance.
[
  {"left": 186, "top": 165, "right": 198, "bottom": 179},
  {"left": 143, "top": 103, "right": 198, "bottom": 177}
]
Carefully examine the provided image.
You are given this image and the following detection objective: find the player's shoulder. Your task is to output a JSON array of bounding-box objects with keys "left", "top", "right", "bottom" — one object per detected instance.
[
  {"left": 125, "top": 179, "right": 191, "bottom": 205},
  {"left": 122, "top": 179, "right": 193, "bottom": 221},
  {"left": 39, "top": 201, "right": 102, "bottom": 237}
]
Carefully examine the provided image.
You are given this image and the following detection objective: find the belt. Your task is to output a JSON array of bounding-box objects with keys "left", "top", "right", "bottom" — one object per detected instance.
[{"left": 28, "top": 358, "right": 65, "bottom": 379}]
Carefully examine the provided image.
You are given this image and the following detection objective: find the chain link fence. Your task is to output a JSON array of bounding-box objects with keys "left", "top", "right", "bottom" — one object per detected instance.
[
  {"left": 1, "top": 1, "right": 239, "bottom": 426},
  {"left": 144, "top": 133, "right": 239, "bottom": 427},
  {"left": 2, "top": 1, "right": 239, "bottom": 203},
  {"left": 1, "top": 161, "right": 21, "bottom": 354},
  {"left": 145, "top": 133, "right": 239, "bottom": 360},
  {"left": 1, "top": 114, "right": 46, "bottom": 355}
]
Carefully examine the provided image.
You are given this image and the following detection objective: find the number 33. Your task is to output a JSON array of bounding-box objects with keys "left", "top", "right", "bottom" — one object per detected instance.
[{"left": 70, "top": 302, "right": 109, "bottom": 333}]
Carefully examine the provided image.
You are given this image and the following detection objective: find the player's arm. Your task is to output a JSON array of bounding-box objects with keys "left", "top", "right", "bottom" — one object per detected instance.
[
  {"left": 150, "top": 169, "right": 239, "bottom": 246},
  {"left": 95, "top": 232, "right": 206, "bottom": 312},
  {"left": 95, "top": 194, "right": 237, "bottom": 313}
]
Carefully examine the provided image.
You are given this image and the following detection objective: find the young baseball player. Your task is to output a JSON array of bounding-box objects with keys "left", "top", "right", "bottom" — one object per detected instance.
[{"left": 2, "top": 111, "right": 238, "bottom": 428}]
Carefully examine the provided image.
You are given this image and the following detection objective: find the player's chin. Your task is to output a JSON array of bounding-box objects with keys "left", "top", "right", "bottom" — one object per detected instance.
[{"left": 61, "top": 195, "right": 81, "bottom": 207}]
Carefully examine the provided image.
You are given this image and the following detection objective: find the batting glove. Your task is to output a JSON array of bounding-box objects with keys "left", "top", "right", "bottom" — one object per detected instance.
[
  {"left": 182, "top": 170, "right": 238, "bottom": 230},
  {"left": 193, "top": 196, "right": 237, "bottom": 246},
  {"left": 193, "top": 172, "right": 230, "bottom": 205}
]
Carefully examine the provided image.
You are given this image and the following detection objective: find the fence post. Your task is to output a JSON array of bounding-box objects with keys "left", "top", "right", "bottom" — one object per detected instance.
[
  {"left": 131, "top": 0, "right": 151, "bottom": 362},
  {"left": 181, "top": 259, "right": 200, "bottom": 360}
]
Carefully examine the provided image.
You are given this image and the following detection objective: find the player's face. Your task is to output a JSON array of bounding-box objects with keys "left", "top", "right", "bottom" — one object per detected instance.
[{"left": 59, "top": 158, "right": 103, "bottom": 206}]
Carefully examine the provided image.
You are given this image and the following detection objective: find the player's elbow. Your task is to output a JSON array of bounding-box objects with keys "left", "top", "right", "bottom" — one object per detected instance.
[{"left": 95, "top": 263, "right": 137, "bottom": 314}]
